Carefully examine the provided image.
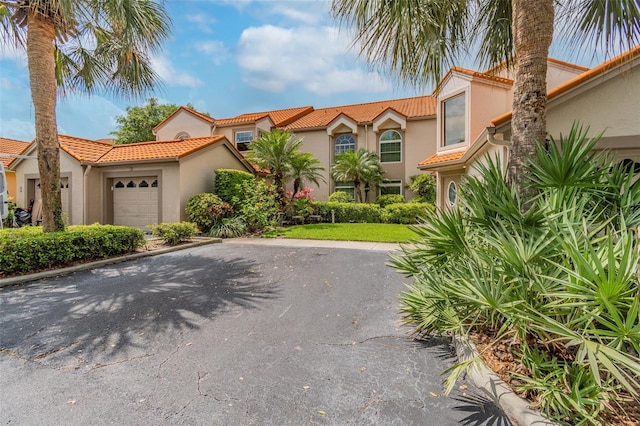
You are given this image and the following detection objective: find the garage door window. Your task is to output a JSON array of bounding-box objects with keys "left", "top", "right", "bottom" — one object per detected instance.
[
  {"left": 139, "top": 180, "right": 149, "bottom": 188},
  {"left": 126, "top": 181, "right": 136, "bottom": 188}
]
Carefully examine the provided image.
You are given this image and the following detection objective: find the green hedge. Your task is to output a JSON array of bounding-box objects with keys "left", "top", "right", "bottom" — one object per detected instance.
[
  {"left": 0, "top": 225, "right": 145, "bottom": 275},
  {"left": 382, "top": 203, "right": 434, "bottom": 224},
  {"left": 314, "top": 202, "right": 384, "bottom": 223},
  {"left": 375, "top": 194, "right": 405, "bottom": 207},
  {"left": 215, "top": 169, "right": 255, "bottom": 207}
]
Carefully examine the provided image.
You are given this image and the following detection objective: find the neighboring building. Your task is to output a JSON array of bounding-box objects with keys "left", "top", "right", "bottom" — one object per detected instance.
[
  {"left": 418, "top": 46, "right": 640, "bottom": 209},
  {"left": 155, "top": 97, "right": 437, "bottom": 201},
  {"left": 0, "top": 137, "right": 30, "bottom": 200},
  {"left": 10, "top": 135, "right": 254, "bottom": 229}
]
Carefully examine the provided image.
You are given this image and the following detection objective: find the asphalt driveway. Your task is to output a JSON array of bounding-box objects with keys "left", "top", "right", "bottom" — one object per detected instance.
[{"left": 0, "top": 242, "right": 508, "bottom": 425}]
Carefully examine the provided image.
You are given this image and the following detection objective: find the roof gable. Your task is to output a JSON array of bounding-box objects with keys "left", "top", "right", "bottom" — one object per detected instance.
[
  {"left": 96, "top": 135, "right": 228, "bottom": 163},
  {"left": 286, "top": 96, "right": 436, "bottom": 131},
  {"left": 153, "top": 106, "right": 215, "bottom": 133}
]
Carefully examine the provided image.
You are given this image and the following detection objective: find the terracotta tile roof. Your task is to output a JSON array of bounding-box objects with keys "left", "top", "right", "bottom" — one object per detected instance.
[
  {"left": 435, "top": 67, "right": 513, "bottom": 93},
  {"left": 215, "top": 106, "right": 314, "bottom": 127},
  {"left": 418, "top": 150, "right": 465, "bottom": 166},
  {"left": 59, "top": 134, "right": 113, "bottom": 162},
  {"left": 0, "top": 137, "right": 30, "bottom": 167},
  {"left": 491, "top": 45, "right": 640, "bottom": 127},
  {"left": 286, "top": 96, "right": 436, "bottom": 130},
  {"left": 97, "top": 135, "right": 227, "bottom": 163},
  {"left": 484, "top": 57, "right": 588, "bottom": 76}
]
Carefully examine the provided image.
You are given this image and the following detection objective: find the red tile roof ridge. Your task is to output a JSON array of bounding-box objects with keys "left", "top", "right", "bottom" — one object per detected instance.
[
  {"left": 110, "top": 135, "right": 224, "bottom": 147},
  {"left": 0, "top": 136, "right": 31, "bottom": 144},
  {"left": 314, "top": 95, "right": 431, "bottom": 112},
  {"left": 179, "top": 106, "right": 215, "bottom": 123}
]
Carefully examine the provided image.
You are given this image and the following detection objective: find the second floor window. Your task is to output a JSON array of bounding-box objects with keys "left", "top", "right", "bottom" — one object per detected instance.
[
  {"left": 235, "top": 131, "right": 254, "bottom": 151},
  {"left": 443, "top": 94, "right": 465, "bottom": 146},
  {"left": 335, "top": 134, "right": 355, "bottom": 155},
  {"left": 380, "top": 130, "right": 402, "bottom": 163}
]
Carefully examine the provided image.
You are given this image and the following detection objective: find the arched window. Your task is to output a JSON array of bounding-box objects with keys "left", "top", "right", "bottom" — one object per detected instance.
[
  {"left": 335, "top": 134, "right": 355, "bottom": 155},
  {"left": 175, "top": 132, "right": 190, "bottom": 140},
  {"left": 380, "top": 130, "right": 402, "bottom": 163}
]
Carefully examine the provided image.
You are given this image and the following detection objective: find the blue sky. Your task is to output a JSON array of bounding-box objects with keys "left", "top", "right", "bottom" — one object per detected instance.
[{"left": 0, "top": 0, "right": 610, "bottom": 141}]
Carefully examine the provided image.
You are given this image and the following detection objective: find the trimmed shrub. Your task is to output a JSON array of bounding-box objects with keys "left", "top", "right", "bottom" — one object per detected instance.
[
  {"left": 382, "top": 202, "right": 433, "bottom": 224},
  {"left": 215, "top": 169, "right": 255, "bottom": 208},
  {"left": 209, "top": 217, "right": 247, "bottom": 238},
  {"left": 328, "top": 191, "right": 353, "bottom": 203},
  {"left": 185, "top": 193, "right": 232, "bottom": 232},
  {"left": 314, "top": 202, "right": 383, "bottom": 223},
  {"left": 148, "top": 222, "right": 197, "bottom": 245},
  {"left": 234, "top": 180, "right": 279, "bottom": 233},
  {"left": 406, "top": 173, "right": 436, "bottom": 203},
  {"left": 0, "top": 225, "right": 144, "bottom": 275},
  {"left": 375, "top": 194, "right": 405, "bottom": 207}
]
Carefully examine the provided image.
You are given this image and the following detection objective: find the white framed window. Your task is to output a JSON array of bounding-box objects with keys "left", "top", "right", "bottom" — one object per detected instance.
[
  {"left": 335, "top": 134, "right": 355, "bottom": 155},
  {"left": 379, "top": 179, "right": 403, "bottom": 196},
  {"left": 447, "top": 181, "right": 458, "bottom": 206},
  {"left": 379, "top": 130, "right": 402, "bottom": 163},
  {"left": 334, "top": 182, "right": 355, "bottom": 199},
  {"left": 235, "top": 130, "right": 254, "bottom": 152},
  {"left": 443, "top": 94, "right": 465, "bottom": 146},
  {"left": 175, "top": 132, "right": 190, "bottom": 140}
]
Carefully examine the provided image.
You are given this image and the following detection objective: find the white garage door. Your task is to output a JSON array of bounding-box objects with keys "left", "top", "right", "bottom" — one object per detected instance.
[
  {"left": 113, "top": 177, "right": 159, "bottom": 230},
  {"left": 34, "top": 178, "right": 70, "bottom": 224}
]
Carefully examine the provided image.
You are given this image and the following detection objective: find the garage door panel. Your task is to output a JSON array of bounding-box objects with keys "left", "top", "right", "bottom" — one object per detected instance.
[{"left": 113, "top": 176, "right": 158, "bottom": 230}]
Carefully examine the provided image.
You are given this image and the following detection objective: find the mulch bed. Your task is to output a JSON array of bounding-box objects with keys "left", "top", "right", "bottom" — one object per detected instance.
[{"left": 470, "top": 330, "right": 639, "bottom": 425}]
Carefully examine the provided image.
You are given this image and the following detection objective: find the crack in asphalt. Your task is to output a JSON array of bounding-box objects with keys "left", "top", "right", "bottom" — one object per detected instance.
[{"left": 91, "top": 353, "right": 156, "bottom": 370}]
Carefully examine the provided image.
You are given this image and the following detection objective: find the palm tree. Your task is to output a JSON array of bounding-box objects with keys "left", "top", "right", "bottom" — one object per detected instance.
[
  {"left": 245, "top": 129, "right": 303, "bottom": 206},
  {"left": 331, "top": 148, "right": 384, "bottom": 203},
  {"left": 289, "top": 152, "right": 326, "bottom": 199},
  {"left": 331, "top": 0, "right": 639, "bottom": 202},
  {"left": 2, "top": 0, "right": 170, "bottom": 231}
]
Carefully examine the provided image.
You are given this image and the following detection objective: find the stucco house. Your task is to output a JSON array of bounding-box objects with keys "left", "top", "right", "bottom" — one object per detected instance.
[
  {"left": 0, "top": 137, "right": 30, "bottom": 200},
  {"left": 155, "top": 96, "right": 438, "bottom": 201},
  {"left": 418, "top": 46, "right": 640, "bottom": 209},
  {"left": 10, "top": 134, "right": 254, "bottom": 228}
]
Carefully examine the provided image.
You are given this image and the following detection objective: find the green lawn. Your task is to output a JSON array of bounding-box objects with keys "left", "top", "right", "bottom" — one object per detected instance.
[{"left": 262, "top": 223, "right": 417, "bottom": 243}]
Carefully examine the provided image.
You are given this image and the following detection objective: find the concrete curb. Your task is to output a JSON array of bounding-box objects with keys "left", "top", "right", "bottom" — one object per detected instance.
[
  {"left": 0, "top": 237, "right": 222, "bottom": 288},
  {"left": 453, "top": 335, "right": 558, "bottom": 426}
]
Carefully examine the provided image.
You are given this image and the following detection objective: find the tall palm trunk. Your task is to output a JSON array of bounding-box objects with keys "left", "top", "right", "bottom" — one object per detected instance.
[
  {"left": 27, "top": 14, "right": 64, "bottom": 232},
  {"left": 509, "top": 0, "right": 554, "bottom": 205}
]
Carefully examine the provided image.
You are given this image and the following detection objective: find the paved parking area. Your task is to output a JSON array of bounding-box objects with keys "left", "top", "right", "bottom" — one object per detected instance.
[{"left": 0, "top": 242, "right": 509, "bottom": 425}]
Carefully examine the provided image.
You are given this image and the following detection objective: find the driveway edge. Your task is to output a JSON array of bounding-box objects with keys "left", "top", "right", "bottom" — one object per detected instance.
[
  {"left": 453, "top": 334, "right": 558, "bottom": 426},
  {"left": 0, "top": 237, "right": 222, "bottom": 287}
]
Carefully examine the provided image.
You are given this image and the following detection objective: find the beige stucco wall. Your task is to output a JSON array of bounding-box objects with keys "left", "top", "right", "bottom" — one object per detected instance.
[
  {"left": 155, "top": 110, "right": 212, "bottom": 141},
  {"left": 547, "top": 65, "right": 639, "bottom": 142},
  {"left": 469, "top": 82, "right": 512, "bottom": 143},
  {"left": 546, "top": 62, "right": 587, "bottom": 91},
  {"left": 295, "top": 129, "right": 331, "bottom": 200},
  {"left": 179, "top": 144, "right": 252, "bottom": 221},
  {"left": 13, "top": 151, "right": 84, "bottom": 224}
]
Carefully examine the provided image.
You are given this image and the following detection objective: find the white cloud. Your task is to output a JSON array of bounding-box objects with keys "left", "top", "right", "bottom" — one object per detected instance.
[
  {"left": 194, "top": 40, "right": 228, "bottom": 65},
  {"left": 185, "top": 13, "right": 217, "bottom": 34},
  {"left": 0, "top": 117, "right": 35, "bottom": 141},
  {"left": 151, "top": 55, "right": 203, "bottom": 88},
  {"left": 237, "top": 25, "right": 391, "bottom": 95}
]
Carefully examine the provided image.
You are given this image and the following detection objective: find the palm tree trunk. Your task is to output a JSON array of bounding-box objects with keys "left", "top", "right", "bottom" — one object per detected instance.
[
  {"left": 509, "top": 0, "right": 554, "bottom": 206},
  {"left": 27, "top": 14, "right": 64, "bottom": 232}
]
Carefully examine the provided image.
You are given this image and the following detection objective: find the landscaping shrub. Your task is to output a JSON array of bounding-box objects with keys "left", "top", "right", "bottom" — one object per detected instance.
[
  {"left": 375, "top": 194, "right": 405, "bottom": 207},
  {"left": 148, "top": 222, "right": 197, "bottom": 246},
  {"left": 185, "top": 193, "right": 231, "bottom": 232},
  {"left": 382, "top": 202, "right": 433, "bottom": 224},
  {"left": 328, "top": 191, "right": 353, "bottom": 203},
  {"left": 393, "top": 124, "right": 640, "bottom": 424},
  {"left": 0, "top": 224, "right": 144, "bottom": 275},
  {"left": 209, "top": 217, "right": 247, "bottom": 238},
  {"left": 314, "top": 202, "right": 383, "bottom": 223},
  {"left": 214, "top": 169, "right": 255, "bottom": 208},
  {"left": 233, "top": 180, "right": 279, "bottom": 233},
  {"left": 406, "top": 173, "right": 436, "bottom": 203}
]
